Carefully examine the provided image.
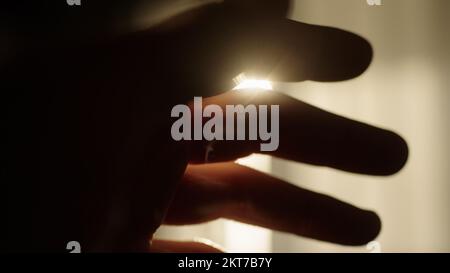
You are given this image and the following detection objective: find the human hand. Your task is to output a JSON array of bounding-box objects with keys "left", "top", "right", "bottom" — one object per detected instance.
[{"left": 4, "top": 0, "right": 408, "bottom": 252}]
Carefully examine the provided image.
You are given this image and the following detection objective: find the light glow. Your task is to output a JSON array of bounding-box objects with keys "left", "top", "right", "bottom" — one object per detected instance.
[
  {"left": 228, "top": 154, "right": 273, "bottom": 252},
  {"left": 233, "top": 74, "right": 273, "bottom": 91}
]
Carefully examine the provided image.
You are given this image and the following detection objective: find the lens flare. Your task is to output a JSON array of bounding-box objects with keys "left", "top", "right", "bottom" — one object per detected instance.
[{"left": 233, "top": 74, "right": 273, "bottom": 91}]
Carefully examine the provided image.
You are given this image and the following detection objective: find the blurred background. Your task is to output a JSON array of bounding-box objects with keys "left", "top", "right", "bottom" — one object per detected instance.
[{"left": 156, "top": 0, "right": 450, "bottom": 252}]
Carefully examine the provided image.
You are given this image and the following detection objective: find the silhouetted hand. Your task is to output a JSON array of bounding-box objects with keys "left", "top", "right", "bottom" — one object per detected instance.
[{"left": 4, "top": 0, "right": 408, "bottom": 252}]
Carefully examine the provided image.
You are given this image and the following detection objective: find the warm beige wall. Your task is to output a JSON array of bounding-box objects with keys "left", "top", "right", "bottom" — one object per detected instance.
[{"left": 271, "top": 0, "right": 450, "bottom": 252}]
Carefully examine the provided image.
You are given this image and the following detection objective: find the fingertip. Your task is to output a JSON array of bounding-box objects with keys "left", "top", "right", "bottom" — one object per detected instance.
[
  {"left": 358, "top": 210, "right": 382, "bottom": 246},
  {"left": 376, "top": 131, "right": 409, "bottom": 176},
  {"left": 337, "top": 32, "right": 374, "bottom": 80},
  {"left": 346, "top": 126, "right": 409, "bottom": 176},
  {"left": 342, "top": 210, "right": 382, "bottom": 246},
  {"left": 366, "top": 210, "right": 382, "bottom": 243},
  {"left": 349, "top": 35, "right": 373, "bottom": 79},
  {"left": 306, "top": 27, "right": 374, "bottom": 82},
  {"left": 388, "top": 132, "right": 409, "bottom": 175}
]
